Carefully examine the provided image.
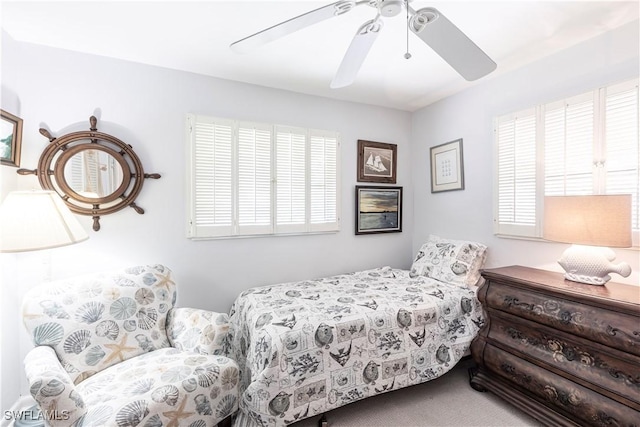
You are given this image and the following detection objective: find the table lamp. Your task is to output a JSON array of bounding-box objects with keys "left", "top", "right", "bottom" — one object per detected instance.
[{"left": 543, "top": 195, "right": 632, "bottom": 285}]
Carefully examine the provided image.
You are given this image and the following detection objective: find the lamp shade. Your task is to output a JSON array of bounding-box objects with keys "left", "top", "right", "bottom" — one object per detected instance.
[
  {"left": 543, "top": 195, "right": 632, "bottom": 248},
  {"left": 0, "top": 190, "right": 89, "bottom": 253}
]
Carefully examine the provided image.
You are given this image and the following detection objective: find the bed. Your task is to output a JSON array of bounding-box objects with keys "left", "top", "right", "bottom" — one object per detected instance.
[{"left": 228, "top": 235, "right": 487, "bottom": 427}]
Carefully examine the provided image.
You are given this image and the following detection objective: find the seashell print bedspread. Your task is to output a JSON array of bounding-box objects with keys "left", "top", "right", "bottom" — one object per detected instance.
[{"left": 228, "top": 267, "right": 484, "bottom": 426}]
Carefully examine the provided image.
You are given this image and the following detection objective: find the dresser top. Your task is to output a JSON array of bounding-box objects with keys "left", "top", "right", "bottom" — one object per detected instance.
[{"left": 481, "top": 266, "right": 640, "bottom": 308}]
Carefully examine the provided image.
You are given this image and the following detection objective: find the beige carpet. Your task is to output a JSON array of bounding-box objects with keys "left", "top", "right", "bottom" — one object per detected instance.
[{"left": 292, "top": 358, "right": 542, "bottom": 427}]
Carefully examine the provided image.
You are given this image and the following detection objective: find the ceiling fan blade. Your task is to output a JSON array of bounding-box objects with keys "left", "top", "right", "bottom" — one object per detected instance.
[
  {"left": 331, "top": 19, "right": 383, "bottom": 89},
  {"left": 231, "top": 1, "right": 360, "bottom": 53},
  {"left": 409, "top": 7, "right": 496, "bottom": 81}
]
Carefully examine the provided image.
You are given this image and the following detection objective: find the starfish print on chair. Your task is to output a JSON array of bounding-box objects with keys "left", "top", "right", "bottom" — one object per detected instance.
[
  {"left": 103, "top": 333, "right": 137, "bottom": 364},
  {"left": 163, "top": 396, "right": 195, "bottom": 427}
]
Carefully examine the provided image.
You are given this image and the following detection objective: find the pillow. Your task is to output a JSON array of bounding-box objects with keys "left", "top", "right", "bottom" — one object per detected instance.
[{"left": 410, "top": 235, "right": 487, "bottom": 286}]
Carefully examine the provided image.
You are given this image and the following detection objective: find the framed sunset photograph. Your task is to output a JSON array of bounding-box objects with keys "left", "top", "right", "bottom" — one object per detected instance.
[{"left": 355, "top": 186, "right": 402, "bottom": 235}]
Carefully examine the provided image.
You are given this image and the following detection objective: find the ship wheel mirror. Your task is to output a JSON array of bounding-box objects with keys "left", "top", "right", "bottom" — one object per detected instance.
[
  {"left": 357, "top": 139, "right": 397, "bottom": 184},
  {"left": 18, "top": 115, "right": 161, "bottom": 231}
]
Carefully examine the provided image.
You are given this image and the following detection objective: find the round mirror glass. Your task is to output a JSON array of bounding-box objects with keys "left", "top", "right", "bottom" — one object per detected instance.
[{"left": 63, "top": 148, "right": 125, "bottom": 199}]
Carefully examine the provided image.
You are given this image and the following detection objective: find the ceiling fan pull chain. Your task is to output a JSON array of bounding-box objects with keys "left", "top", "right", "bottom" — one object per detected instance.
[{"left": 404, "top": 0, "right": 411, "bottom": 59}]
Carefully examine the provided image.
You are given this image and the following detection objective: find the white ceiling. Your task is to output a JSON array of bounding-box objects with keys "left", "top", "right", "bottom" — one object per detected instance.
[{"left": 2, "top": 1, "right": 638, "bottom": 112}]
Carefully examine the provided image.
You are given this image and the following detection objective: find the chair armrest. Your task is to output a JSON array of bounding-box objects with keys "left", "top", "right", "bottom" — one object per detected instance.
[
  {"left": 166, "top": 307, "right": 231, "bottom": 356},
  {"left": 24, "top": 346, "right": 87, "bottom": 426}
]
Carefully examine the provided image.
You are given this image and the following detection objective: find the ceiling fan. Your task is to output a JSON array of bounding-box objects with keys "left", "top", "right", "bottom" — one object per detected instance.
[{"left": 230, "top": 0, "right": 497, "bottom": 89}]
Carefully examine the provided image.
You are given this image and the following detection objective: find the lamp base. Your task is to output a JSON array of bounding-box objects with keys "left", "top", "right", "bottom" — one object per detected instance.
[{"left": 557, "top": 245, "right": 631, "bottom": 285}]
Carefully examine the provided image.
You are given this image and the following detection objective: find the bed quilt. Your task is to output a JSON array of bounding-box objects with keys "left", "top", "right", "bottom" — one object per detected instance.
[{"left": 228, "top": 267, "right": 484, "bottom": 427}]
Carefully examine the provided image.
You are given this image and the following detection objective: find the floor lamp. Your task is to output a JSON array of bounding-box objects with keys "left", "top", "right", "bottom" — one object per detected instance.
[{"left": 0, "top": 190, "right": 88, "bottom": 427}]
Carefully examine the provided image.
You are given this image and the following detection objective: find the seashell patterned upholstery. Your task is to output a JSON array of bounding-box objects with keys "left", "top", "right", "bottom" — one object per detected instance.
[{"left": 22, "top": 264, "right": 239, "bottom": 427}]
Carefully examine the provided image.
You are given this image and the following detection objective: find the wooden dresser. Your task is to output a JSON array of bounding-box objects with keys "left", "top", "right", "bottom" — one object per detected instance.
[{"left": 469, "top": 266, "right": 640, "bottom": 427}]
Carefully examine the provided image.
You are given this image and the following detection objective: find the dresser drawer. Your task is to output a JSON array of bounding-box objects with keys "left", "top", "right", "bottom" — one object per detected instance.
[
  {"left": 488, "top": 311, "right": 640, "bottom": 408},
  {"left": 484, "top": 282, "right": 640, "bottom": 357},
  {"left": 483, "top": 344, "right": 640, "bottom": 426}
]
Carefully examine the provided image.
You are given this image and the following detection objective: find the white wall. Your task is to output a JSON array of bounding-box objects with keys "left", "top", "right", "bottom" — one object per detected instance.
[
  {"left": 0, "top": 33, "right": 413, "bottom": 407},
  {"left": 411, "top": 20, "right": 640, "bottom": 285}
]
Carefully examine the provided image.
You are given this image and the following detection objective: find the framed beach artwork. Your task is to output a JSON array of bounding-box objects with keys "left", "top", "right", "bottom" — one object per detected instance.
[
  {"left": 357, "top": 139, "right": 397, "bottom": 183},
  {"left": 355, "top": 186, "right": 402, "bottom": 235},
  {"left": 430, "top": 138, "right": 464, "bottom": 193},
  {"left": 1, "top": 109, "right": 23, "bottom": 168}
]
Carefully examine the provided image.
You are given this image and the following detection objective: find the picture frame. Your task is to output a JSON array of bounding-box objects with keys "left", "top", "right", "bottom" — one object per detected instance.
[
  {"left": 1, "top": 109, "right": 23, "bottom": 168},
  {"left": 357, "top": 139, "right": 397, "bottom": 183},
  {"left": 355, "top": 185, "right": 402, "bottom": 235},
  {"left": 430, "top": 138, "right": 464, "bottom": 193}
]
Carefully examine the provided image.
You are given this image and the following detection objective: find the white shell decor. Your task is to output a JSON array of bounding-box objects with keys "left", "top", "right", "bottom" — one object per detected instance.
[
  {"left": 137, "top": 307, "right": 158, "bottom": 330},
  {"left": 151, "top": 385, "right": 180, "bottom": 406},
  {"left": 110, "top": 297, "right": 137, "bottom": 320},
  {"left": 23, "top": 265, "right": 239, "bottom": 427},
  {"left": 215, "top": 395, "right": 237, "bottom": 419},
  {"left": 194, "top": 393, "right": 212, "bottom": 415},
  {"left": 63, "top": 329, "right": 92, "bottom": 354},
  {"left": 85, "top": 346, "right": 106, "bottom": 366},
  {"left": 95, "top": 320, "right": 120, "bottom": 341},
  {"left": 33, "top": 322, "right": 64, "bottom": 346},
  {"left": 114, "top": 277, "right": 137, "bottom": 287},
  {"left": 143, "top": 414, "right": 163, "bottom": 427},
  {"left": 135, "top": 288, "right": 155, "bottom": 305},
  {"left": 124, "top": 378, "right": 155, "bottom": 395},
  {"left": 123, "top": 319, "right": 137, "bottom": 332},
  {"left": 40, "top": 378, "right": 66, "bottom": 397},
  {"left": 40, "top": 300, "right": 70, "bottom": 319},
  {"left": 220, "top": 367, "right": 239, "bottom": 391},
  {"left": 142, "top": 273, "right": 158, "bottom": 286},
  {"left": 161, "top": 366, "right": 192, "bottom": 383},
  {"left": 75, "top": 301, "right": 105, "bottom": 324},
  {"left": 182, "top": 377, "right": 198, "bottom": 393},
  {"left": 115, "top": 400, "right": 149, "bottom": 426},
  {"left": 29, "top": 379, "right": 43, "bottom": 397},
  {"left": 195, "top": 364, "right": 220, "bottom": 388}
]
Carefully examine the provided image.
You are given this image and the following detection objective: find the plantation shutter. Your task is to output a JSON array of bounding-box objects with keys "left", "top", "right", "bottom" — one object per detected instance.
[
  {"left": 275, "top": 126, "right": 307, "bottom": 233},
  {"left": 237, "top": 122, "right": 272, "bottom": 235},
  {"left": 603, "top": 80, "right": 639, "bottom": 236},
  {"left": 187, "top": 114, "right": 234, "bottom": 237},
  {"left": 310, "top": 130, "right": 339, "bottom": 231},
  {"left": 494, "top": 78, "right": 639, "bottom": 244},
  {"left": 494, "top": 109, "right": 537, "bottom": 237},
  {"left": 544, "top": 92, "right": 596, "bottom": 196},
  {"left": 187, "top": 114, "right": 340, "bottom": 238}
]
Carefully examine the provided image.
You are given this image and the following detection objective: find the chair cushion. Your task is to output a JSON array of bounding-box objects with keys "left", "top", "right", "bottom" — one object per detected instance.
[
  {"left": 73, "top": 347, "right": 239, "bottom": 426},
  {"left": 22, "top": 264, "right": 176, "bottom": 384}
]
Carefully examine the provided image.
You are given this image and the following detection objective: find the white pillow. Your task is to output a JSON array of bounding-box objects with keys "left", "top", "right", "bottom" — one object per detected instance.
[{"left": 410, "top": 235, "right": 487, "bottom": 286}]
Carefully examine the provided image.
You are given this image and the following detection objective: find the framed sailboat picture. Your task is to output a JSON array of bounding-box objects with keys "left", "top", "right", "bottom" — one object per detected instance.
[
  {"left": 356, "top": 186, "right": 402, "bottom": 235},
  {"left": 357, "top": 139, "right": 396, "bottom": 183}
]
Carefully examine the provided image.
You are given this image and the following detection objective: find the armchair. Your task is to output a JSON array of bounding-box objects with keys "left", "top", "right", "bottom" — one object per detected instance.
[{"left": 21, "top": 264, "right": 238, "bottom": 427}]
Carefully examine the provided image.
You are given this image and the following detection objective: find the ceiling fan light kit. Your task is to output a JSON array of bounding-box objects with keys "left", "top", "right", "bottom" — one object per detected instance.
[{"left": 230, "top": 0, "right": 496, "bottom": 88}]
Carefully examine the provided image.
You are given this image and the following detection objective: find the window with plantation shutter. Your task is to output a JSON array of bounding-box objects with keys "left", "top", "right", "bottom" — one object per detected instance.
[
  {"left": 187, "top": 114, "right": 340, "bottom": 238},
  {"left": 495, "top": 78, "right": 639, "bottom": 246}
]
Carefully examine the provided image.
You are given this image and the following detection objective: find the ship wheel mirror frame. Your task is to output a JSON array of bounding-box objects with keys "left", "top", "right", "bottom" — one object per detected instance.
[
  {"left": 18, "top": 115, "right": 161, "bottom": 231},
  {"left": 356, "top": 139, "right": 397, "bottom": 184}
]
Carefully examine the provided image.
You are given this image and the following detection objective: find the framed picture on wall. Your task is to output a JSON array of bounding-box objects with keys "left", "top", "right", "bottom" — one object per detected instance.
[
  {"left": 355, "top": 186, "right": 402, "bottom": 235},
  {"left": 357, "top": 139, "right": 397, "bottom": 183},
  {"left": 1, "top": 109, "right": 23, "bottom": 168},
  {"left": 430, "top": 138, "right": 464, "bottom": 193}
]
